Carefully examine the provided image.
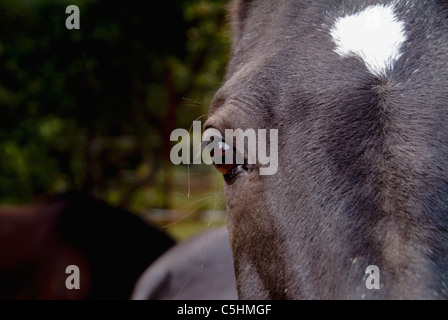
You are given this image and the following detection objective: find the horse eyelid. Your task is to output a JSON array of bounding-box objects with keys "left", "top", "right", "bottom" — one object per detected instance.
[{"left": 201, "top": 127, "right": 224, "bottom": 152}]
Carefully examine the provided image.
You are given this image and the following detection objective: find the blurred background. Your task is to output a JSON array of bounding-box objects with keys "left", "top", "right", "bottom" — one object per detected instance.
[{"left": 0, "top": 0, "right": 230, "bottom": 241}]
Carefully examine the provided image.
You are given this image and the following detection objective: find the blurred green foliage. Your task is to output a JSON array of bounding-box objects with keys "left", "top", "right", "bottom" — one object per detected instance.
[{"left": 0, "top": 0, "right": 230, "bottom": 213}]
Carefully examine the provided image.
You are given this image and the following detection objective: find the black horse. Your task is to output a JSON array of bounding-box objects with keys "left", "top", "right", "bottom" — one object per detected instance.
[
  {"left": 0, "top": 193, "right": 174, "bottom": 299},
  {"left": 204, "top": 0, "right": 448, "bottom": 299},
  {"left": 132, "top": 227, "right": 237, "bottom": 300}
]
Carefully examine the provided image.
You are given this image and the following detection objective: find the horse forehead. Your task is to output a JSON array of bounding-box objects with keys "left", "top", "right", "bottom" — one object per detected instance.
[{"left": 329, "top": 3, "right": 407, "bottom": 77}]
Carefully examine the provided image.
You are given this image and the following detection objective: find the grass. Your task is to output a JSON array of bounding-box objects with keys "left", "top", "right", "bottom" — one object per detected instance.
[{"left": 163, "top": 219, "right": 227, "bottom": 242}]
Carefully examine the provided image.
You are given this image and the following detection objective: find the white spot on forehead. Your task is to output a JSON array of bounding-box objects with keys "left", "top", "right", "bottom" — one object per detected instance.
[{"left": 330, "top": 3, "right": 407, "bottom": 76}]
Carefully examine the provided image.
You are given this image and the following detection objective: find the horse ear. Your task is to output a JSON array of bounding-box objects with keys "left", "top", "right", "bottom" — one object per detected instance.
[{"left": 228, "top": 0, "right": 253, "bottom": 45}]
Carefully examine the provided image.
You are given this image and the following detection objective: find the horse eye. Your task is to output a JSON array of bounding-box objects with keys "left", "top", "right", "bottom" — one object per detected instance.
[{"left": 211, "top": 142, "right": 237, "bottom": 176}]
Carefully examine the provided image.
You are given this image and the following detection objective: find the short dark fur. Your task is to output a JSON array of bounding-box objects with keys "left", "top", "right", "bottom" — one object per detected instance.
[
  {"left": 55, "top": 193, "right": 175, "bottom": 299},
  {"left": 0, "top": 193, "right": 174, "bottom": 299},
  {"left": 208, "top": 0, "right": 448, "bottom": 299}
]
